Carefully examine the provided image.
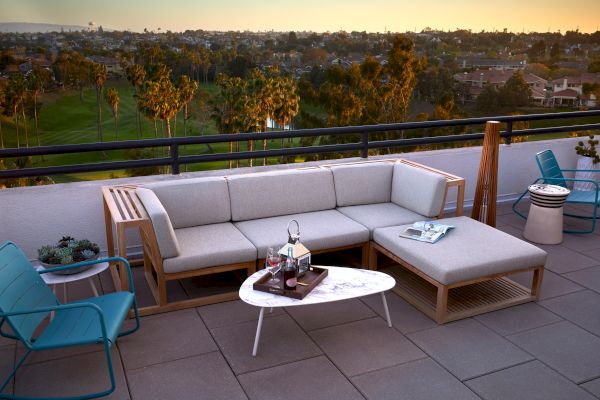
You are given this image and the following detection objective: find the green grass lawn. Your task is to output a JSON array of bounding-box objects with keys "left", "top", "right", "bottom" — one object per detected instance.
[{"left": 1, "top": 85, "right": 598, "bottom": 183}]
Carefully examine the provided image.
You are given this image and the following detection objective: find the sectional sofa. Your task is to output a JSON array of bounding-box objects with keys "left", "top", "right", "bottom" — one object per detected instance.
[{"left": 135, "top": 159, "right": 455, "bottom": 313}]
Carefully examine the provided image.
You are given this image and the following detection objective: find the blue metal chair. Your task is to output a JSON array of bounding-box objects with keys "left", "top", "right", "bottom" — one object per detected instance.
[
  {"left": 513, "top": 149, "right": 600, "bottom": 234},
  {"left": 0, "top": 241, "right": 140, "bottom": 400}
]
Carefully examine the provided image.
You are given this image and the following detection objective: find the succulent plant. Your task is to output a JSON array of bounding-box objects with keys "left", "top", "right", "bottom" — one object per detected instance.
[
  {"left": 575, "top": 135, "right": 600, "bottom": 164},
  {"left": 37, "top": 237, "right": 100, "bottom": 265}
]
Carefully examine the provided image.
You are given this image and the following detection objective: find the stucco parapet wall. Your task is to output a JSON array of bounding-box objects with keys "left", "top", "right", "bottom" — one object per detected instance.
[{"left": 0, "top": 138, "right": 580, "bottom": 258}]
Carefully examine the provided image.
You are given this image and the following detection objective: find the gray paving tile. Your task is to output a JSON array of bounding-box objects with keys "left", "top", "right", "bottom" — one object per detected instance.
[
  {"left": 407, "top": 319, "right": 533, "bottom": 380},
  {"left": 18, "top": 343, "right": 104, "bottom": 366},
  {"left": 238, "top": 356, "right": 364, "bottom": 400},
  {"left": 507, "top": 320, "right": 600, "bottom": 383},
  {"left": 286, "top": 298, "right": 375, "bottom": 331},
  {"left": 0, "top": 333, "right": 15, "bottom": 349},
  {"left": 564, "top": 266, "right": 600, "bottom": 293},
  {"left": 541, "top": 290, "right": 600, "bottom": 336},
  {"left": 197, "top": 300, "right": 284, "bottom": 329},
  {"left": 361, "top": 292, "right": 437, "bottom": 334},
  {"left": 14, "top": 348, "right": 129, "bottom": 399},
  {"left": 583, "top": 247, "right": 600, "bottom": 262},
  {"left": 581, "top": 378, "right": 600, "bottom": 398},
  {"left": 475, "top": 302, "right": 562, "bottom": 336},
  {"left": 496, "top": 213, "right": 527, "bottom": 229},
  {"left": 543, "top": 245, "right": 600, "bottom": 274},
  {"left": 118, "top": 308, "right": 217, "bottom": 370},
  {"left": 211, "top": 313, "right": 322, "bottom": 375},
  {"left": 310, "top": 317, "right": 425, "bottom": 377},
  {"left": 352, "top": 358, "right": 479, "bottom": 400},
  {"left": 509, "top": 269, "right": 584, "bottom": 300},
  {"left": 0, "top": 346, "right": 14, "bottom": 396},
  {"left": 466, "top": 360, "right": 596, "bottom": 400},
  {"left": 127, "top": 351, "right": 247, "bottom": 400},
  {"left": 562, "top": 232, "right": 600, "bottom": 252}
]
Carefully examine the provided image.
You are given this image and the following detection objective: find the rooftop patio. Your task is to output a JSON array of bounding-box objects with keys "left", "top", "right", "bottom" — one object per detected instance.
[{"left": 2, "top": 202, "right": 600, "bottom": 399}]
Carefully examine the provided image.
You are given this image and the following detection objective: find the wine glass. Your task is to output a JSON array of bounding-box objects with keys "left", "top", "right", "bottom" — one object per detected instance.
[{"left": 266, "top": 247, "right": 281, "bottom": 284}]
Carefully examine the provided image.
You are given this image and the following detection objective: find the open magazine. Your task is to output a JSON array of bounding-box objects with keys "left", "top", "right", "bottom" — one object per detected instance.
[{"left": 399, "top": 221, "right": 455, "bottom": 244}]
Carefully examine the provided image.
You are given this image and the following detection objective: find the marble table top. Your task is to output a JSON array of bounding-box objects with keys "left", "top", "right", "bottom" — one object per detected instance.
[{"left": 239, "top": 265, "right": 396, "bottom": 308}]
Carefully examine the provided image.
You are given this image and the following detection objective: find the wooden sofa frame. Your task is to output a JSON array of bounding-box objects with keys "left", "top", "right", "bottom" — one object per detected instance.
[
  {"left": 368, "top": 242, "right": 544, "bottom": 324},
  {"left": 104, "top": 159, "right": 464, "bottom": 316}
]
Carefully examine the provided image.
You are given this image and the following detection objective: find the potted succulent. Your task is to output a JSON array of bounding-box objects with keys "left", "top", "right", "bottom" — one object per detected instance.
[
  {"left": 37, "top": 236, "right": 100, "bottom": 275},
  {"left": 574, "top": 134, "right": 600, "bottom": 191}
]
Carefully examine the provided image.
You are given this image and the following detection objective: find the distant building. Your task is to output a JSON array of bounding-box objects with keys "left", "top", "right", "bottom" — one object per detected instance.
[
  {"left": 454, "top": 69, "right": 547, "bottom": 104},
  {"left": 457, "top": 58, "right": 526, "bottom": 71},
  {"left": 547, "top": 73, "right": 600, "bottom": 107}
]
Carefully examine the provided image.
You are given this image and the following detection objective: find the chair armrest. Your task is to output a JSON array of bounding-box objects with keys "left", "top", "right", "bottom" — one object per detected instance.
[
  {"left": 542, "top": 177, "right": 599, "bottom": 190},
  {"left": 39, "top": 257, "right": 136, "bottom": 294}
]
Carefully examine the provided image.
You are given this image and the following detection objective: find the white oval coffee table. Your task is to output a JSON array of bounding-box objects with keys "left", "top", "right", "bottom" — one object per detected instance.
[{"left": 240, "top": 265, "right": 396, "bottom": 356}]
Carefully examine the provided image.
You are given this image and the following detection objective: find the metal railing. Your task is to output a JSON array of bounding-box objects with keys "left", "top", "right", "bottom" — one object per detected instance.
[{"left": 1, "top": 110, "right": 600, "bottom": 179}]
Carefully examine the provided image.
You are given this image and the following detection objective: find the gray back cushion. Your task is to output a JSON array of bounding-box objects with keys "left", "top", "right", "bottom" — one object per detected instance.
[
  {"left": 330, "top": 162, "right": 393, "bottom": 206},
  {"left": 144, "top": 177, "right": 231, "bottom": 229},
  {"left": 228, "top": 168, "right": 336, "bottom": 221},
  {"left": 391, "top": 162, "right": 447, "bottom": 217},
  {"left": 136, "top": 188, "right": 180, "bottom": 259}
]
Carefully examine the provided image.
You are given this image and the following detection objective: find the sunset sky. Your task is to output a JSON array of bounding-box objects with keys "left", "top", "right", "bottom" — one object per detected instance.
[{"left": 1, "top": 0, "right": 599, "bottom": 34}]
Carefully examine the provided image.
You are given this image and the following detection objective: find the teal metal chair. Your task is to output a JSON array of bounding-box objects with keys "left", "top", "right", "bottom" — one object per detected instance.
[
  {"left": 513, "top": 149, "right": 600, "bottom": 234},
  {"left": 0, "top": 241, "right": 140, "bottom": 400}
]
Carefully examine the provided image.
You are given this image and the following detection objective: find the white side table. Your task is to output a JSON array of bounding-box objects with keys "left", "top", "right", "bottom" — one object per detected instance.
[
  {"left": 36, "top": 262, "right": 110, "bottom": 302},
  {"left": 523, "top": 184, "right": 571, "bottom": 244}
]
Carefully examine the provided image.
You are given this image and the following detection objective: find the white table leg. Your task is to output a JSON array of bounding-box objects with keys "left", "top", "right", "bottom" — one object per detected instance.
[
  {"left": 88, "top": 277, "right": 99, "bottom": 296},
  {"left": 252, "top": 307, "right": 265, "bottom": 357},
  {"left": 381, "top": 292, "right": 392, "bottom": 328}
]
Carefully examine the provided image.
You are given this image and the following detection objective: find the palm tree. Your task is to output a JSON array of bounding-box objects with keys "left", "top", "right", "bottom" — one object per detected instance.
[
  {"left": 26, "top": 68, "right": 48, "bottom": 148},
  {"left": 126, "top": 64, "right": 146, "bottom": 138},
  {"left": 272, "top": 75, "right": 300, "bottom": 162},
  {"left": 90, "top": 63, "right": 107, "bottom": 142},
  {"left": 104, "top": 87, "right": 120, "bottom": 140},
  {"left": 176, "top": 75, "right": 198, "bottom": 136},
  {"left": 248, "top": 69, "right": 275, "bottom": 166},
  {"left": 6, "top": 74, "right": 27, "bottom": 148},
  {"left": 0, "top": 82, "right": 6, "bottom": 148}
]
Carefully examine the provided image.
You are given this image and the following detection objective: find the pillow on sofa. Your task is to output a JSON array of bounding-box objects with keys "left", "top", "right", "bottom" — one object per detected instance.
[
  {"left": 136, "top": 188, "right": 180, "bottom": 259},
  {"left": 330, "top": 162, "right": 393, "bottom": 206},
  {"left": 144, "top": 177, "right": 231, "bottom": 229},
  {"left": 227, "top": 168, "right": 336, "bottom": 221},
  {"left": 391, "top": 162, "right": 446, "bottom": 218}
]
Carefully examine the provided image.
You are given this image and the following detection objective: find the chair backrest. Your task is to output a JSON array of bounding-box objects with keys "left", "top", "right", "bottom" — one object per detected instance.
[
  {"left": 0, "top": 242, "right": 58, "bottom": 343},
  {"left": 535, "top": 150, "right": 567, "bottom": 188}
]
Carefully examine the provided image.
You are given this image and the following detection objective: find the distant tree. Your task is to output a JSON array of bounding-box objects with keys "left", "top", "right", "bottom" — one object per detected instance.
[
  {"left": 525, "top": 63, "right": 551, "bottom": 79},
  {"left": 90, "top": 63, "right": 107, "bottom": 142},
  {"left": 272, "top": 74, "right": 300, "bottom": 161},
  {"left": 0, "top": 81, "right": 5, "bottom": 148},
  {"left": 550, "top": 42, "right": 560, "bottom": 60},
  {"left": 126, "top": 64, "right": 146, "bottom": 138},
  {"left": 104, "top": 87, "right": 119, "bottom": 140},
  {"left": 500, "top": 71, "right": 532, "bottom": 108},
  {"left": 301, "top": 47, "right": 328, "bottom": 66},
  {"left": 6, "top": 73, "right": 27, "bottom": 147},
  {"left": 528, "top": 40, "right": 546, "bottom": 61},
  {"left": 588, "top": 60, "right": 600, "bottom": 73},
  {"left": 26, "top": 66, "right": 50, "bottom": 148},
  {"left": 176, "top": 75, "right": 198, "bottom": 136},
  {"left": 476, "top": 85, "right": 500, "bottom": 113},
  {"left": 227, "top": 55, "right": 255, "bottom": 78}
]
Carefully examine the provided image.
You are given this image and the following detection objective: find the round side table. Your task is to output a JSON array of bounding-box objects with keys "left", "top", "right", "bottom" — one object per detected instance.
[
  {"left": 523, "top": 184, "right": 571, "bottom": 244},
  {"left": 36, "top": 262, "right": 110, "bottom": 302}
]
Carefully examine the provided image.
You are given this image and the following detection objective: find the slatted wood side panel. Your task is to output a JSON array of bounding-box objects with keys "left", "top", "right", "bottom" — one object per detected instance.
[{"left": 103, "top": 185, "right": 147, "bottom": 223}]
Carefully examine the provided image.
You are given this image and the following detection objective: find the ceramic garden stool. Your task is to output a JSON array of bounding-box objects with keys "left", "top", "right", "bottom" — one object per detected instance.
[{"left": 523, "top": 183, "right": 571, "bottom": 244}]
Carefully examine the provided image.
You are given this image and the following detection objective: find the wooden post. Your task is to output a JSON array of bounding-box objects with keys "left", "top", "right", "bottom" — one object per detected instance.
[{"left": 471, "top": 121, "right": 501, "bottom": 227}]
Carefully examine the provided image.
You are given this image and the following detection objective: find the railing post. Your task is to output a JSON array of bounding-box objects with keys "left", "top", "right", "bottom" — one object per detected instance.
[
  {"left": 171, "top": 143, "right": 180, "bottom": 175},
  {"left": 361, "top": 131, "right": 369, "bottom": 158},
  {"left": 504, "top": 121, "right": 513, "bottom": 145}
]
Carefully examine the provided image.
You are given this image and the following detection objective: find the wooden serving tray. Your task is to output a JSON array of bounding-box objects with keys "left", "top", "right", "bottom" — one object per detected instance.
[{"left": 253, "top": 266, "right": 328, "bottom": 299}]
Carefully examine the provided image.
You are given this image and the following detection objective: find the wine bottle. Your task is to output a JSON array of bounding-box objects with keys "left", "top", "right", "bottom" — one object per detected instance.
[{"left": 283, "top": 247, "right": 297, "bottom": 290}]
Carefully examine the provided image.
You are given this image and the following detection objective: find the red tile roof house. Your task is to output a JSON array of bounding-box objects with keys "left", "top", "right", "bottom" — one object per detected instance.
[
  {"left": 548, "top": 74, "right": 600, "bottom": 107},
  {"left": 454, "top": 69, "right": 547, "bottom": 104}
]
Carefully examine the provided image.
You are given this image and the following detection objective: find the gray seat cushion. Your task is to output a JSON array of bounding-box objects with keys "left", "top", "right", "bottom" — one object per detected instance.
[
  {"left": 330, "top": 162, "right": 393, "bottom": 206},
  {"left": 337, "top": 203, "right": 425, "bottom": 239},
  {"left": 136, "top": 188, "right": 180, "bottom": 259},
  {"left": 373, "top": 216, "right": 547, "bottom": 285},
  {"left": 163, "top": 223, "right": 257, "bottom": 274},
  {"left": 227, "top": 168, "right": 336, "bottom": 221},
  {"left": 234, "top": 210, "right": 370, "bottom": 259},
  {"left": 144, "top": 177, "right": 231, "bottom": 229},
  {"left": 391, "top": 162, "right": 447, "bottom": 218}
]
